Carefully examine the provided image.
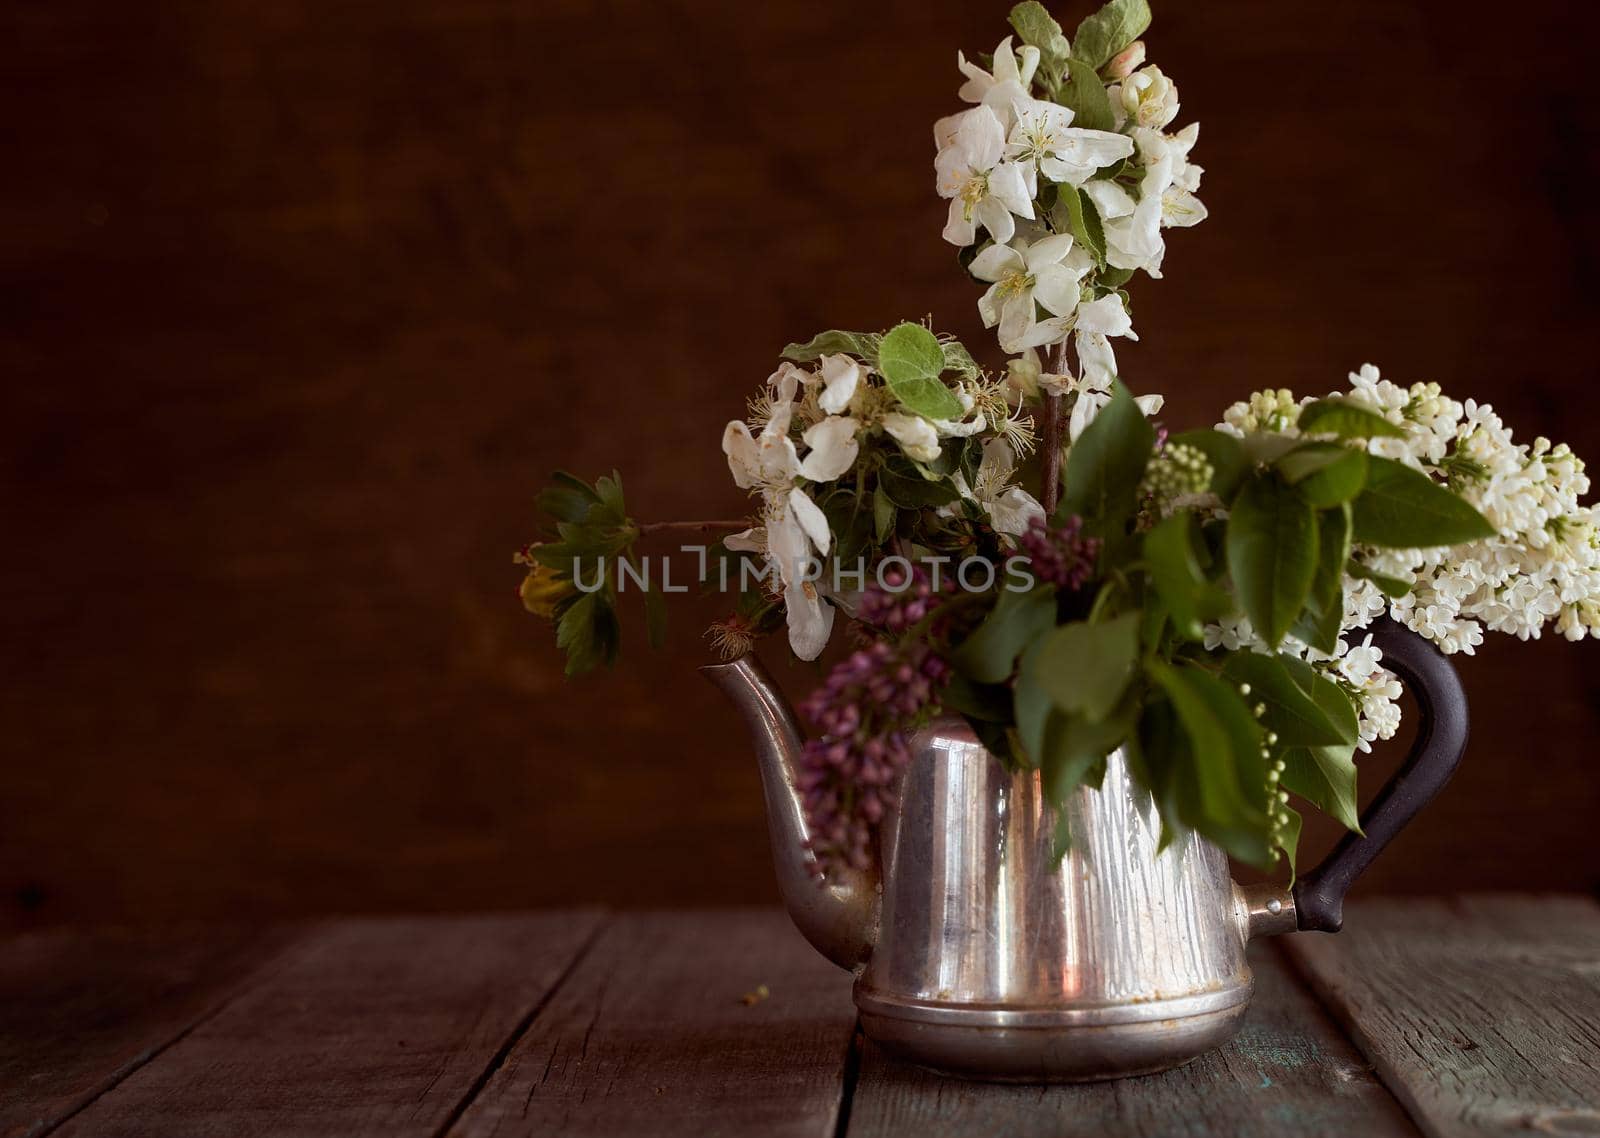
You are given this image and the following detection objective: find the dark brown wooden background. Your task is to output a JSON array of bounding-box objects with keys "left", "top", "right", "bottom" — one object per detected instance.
[{"left": 3, "top": 0, "right": 1598, "bottom": 927}]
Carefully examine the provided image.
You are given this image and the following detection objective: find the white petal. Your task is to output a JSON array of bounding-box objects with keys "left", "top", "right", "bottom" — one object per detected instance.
[
  {"left": 969, "top": 242, "right": 1024, "bottom": 282},
  {"left": 1031, "top": 264, "right": 1083, "bottom": 317},
  {"left": 724, "top": 527, "right": 766, "bottom": 553},
  {"left": 987, "top": 162, "right": 1034, "bottom": 219},
  {"left": 798, "top": 416, "right": 860, "bottom": 482},
  {"left": 942, "top": 197, "right": 977, "bottom": 246},
  {"left": 1024, "top": 233, "right": 1075, "bottom": 269},
  {"left": 997, "top": 291, "right": 1036, "bottom": 354},
  {"left": 784, "top": 580, "right": 835, "bottom": 661},
  {"left": 934, "top": 144, "right": 972, "bottom": 200},
  {"left": 1014, "top": 44, "right": 1040, "bottom": 89},
  {"left": 933, "top": 111, "right": 965, "bottom": 149},
  {"left": 1135, "top": 394, "right": 1166, "bottom": 417},
  {"left": 976, "top": 280, "right": 1004, "bottom": 329},
  {"left": 1074, "top": 293, "right": 1135, "bottom": 338},
  {"left": 978, "top": 436, "right": 1017, "bottom": 482},
  {"left": 1076, "top": 330, "right": 1118, "bottom": 386},
  {"left": 990, "top": 36, "right": 1020, "bottom": 85},
  {"left": 975, "top": 196, "right": 1015, "bottom": 244},
  {"left": 956, "top": 51, "right": 992, "bottom": 104},
  {"left": 1061, "top": 129, "right": 1135, "bottom": 169},
  {"left": 1161, "top": 188, "right": 1208, "bottom": 229},
  {"left": 989, "top": 487, "right": 1045, "bottom": 536},
  {"left": 1016, "top": 314, "right": 1072, "bottom": 351},
  {"left": 788, "top": 488, "right": 832, "bottom": 555},
  {"left": 1069, "top": 390, "right": 1108, "bottom": 441},
  {"left": 722, "top": 421, "right": 761, "bottom": 489},
  {"left": 958, "top": 104, "right": 1006, "bottom": 169},
  {"left": 755, "top": 433, "right": 801, "bottom": 484},
  {"left": 933, "top": 414, "right": 988, "bottom": 438},
  {"left": 817, "top": 355, "right": 860, "bottom": 414},
  {"left": 882, "top": 412, "right": 942, "bottom": 463},
  {"left": 1083, "top": 180, "right": 1135, "bottom": 219}
]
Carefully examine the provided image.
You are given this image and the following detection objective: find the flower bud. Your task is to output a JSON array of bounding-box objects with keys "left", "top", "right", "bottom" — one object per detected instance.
[
  {"left": 1120, "top": 65, "right": 1179, "bottom": 129},
  {"left": 1104, "top": 40, "right": 1146, "bottom": 81},
  {"left": 518, "top": 559, "right": 576, "bottom": 618}
]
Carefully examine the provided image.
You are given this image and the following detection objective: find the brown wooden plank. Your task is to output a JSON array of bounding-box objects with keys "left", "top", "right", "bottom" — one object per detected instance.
[
  {"left": 0, "top": 924, "right": 302, "bottom": 1138},
  {"left": 449, "top": 909, "right": 858, "bottom": 1138},
  {"left": 1285, "top": 895, "right": 1600, "bottom": 1138},
  {"left": 50, "top": 911, "right": 603, "bottom": 1138},
  {"left": 846, "top": 941, "right": 1418, "bottom": 1138}
]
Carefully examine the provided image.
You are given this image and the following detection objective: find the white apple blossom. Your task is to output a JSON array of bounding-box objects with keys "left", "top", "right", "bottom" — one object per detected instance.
[
  {"left": 956, "top": 437, "right": 1045, "bottom": 536},
  {"left": 936, "top": 106, "right": 1035, "bottom": 247},
  {"left": 1005, "top": 97, "right": 1134, "bottom": 195},
  {"left": 970, "top": 234, "right": 1091, "bottom": 353},
  {"left": 722, "top": 366, "right": 854, "bottom": 661},
  {"left": 954, "top": 36, "right": 1039, "bottom": 130},
  {"left": 1115, "top": 65, "right": 1180, "bottom": 130}
]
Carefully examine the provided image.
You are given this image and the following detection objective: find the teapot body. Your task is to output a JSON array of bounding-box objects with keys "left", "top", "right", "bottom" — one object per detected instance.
[{"left": 857, "top": 719, "right": 1257, "bottom": 1081}]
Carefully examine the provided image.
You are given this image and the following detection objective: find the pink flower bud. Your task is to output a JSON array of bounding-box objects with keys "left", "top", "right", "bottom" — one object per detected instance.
[{"left": 1105, "top": 40, "right": 1146, "bottom": 80}]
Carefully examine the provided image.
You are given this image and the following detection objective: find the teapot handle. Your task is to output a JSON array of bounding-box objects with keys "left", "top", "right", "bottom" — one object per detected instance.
[{"left": 1290, "top": 616, "right": 1469, "bottom": 932}]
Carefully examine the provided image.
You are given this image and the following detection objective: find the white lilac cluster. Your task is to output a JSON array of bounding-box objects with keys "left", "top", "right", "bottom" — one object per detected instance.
[
  {"left": 721, "top": 354, "right": 1038, "bottom": 661},
  {"left": 934, "top": 35, "right": 1205, "bottom": 417},
  {"left": 1211, "top": 364, "right": 1600, "bottom": 747}
]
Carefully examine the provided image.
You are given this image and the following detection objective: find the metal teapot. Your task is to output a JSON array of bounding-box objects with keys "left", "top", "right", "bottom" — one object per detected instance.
[{"left": 704, "top": 617, "right": 1467, "bottom": 1082}]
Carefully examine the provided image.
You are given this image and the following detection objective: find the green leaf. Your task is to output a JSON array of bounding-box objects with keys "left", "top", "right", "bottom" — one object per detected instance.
[
  {"left": 877, "top": 323, "right": 966, "bottom": 420},
  {"left": 1031, "top": 612, "right": 1141, "bottom": 723},
  {"left": 1220, "top": 651, "right": 1348, "bottom": 747},
  {"left": 781, "top": 329, "right": 881, "bottom": 363},
  {"left": 943, "top": 674, "right": 1014, "bottom": 722},
  {"left": 1281, "top": 744, "right": 1361, "bottom": 834},
  {"left": 1226, "top": 473, "right": 1320, "bottom": 647},
  {"left": 952, "top": 586, "right": 1058, "bottom": 684},
  {"left": 878, "top": 464, "right": 960, "bottom": 509},
  {"left": 1296, "top": 397, "right": 1407, "bottom": 440},
  {"left": 1276, "top": 442, "right": 1369, "bottom": 508},
  {"left": 1144, "top": 512, "right": 1227, "bottom": 641},
  {"left": 1148, "top": 660, "right": 1272, "bottom": 866},
  {"left": 594, "top": 471, "right": 626, "bottom": 521},
  {"left": 1347, "top": 559, "right": 1413, "bottom": 598},
  {"left": 1057, "top": 58, "right": 1116, "bottom": 132},
  {"left": 1278, "top": 655, "right": 1360, "bottom": 745},
  {"left": 1041, "top": 704, "right": 1134, "bottom": 860},
  {"left": 1059, "top": 379, "right": 1155, "bottom": 536},
  {"left": 1290, "top": 504, "right": 1353, "bottom": 654},
  {"left": 1351, "top": 455, "right": 1496, "bottom": 548},
  {"left": 555, "top": 589, "right": 620, "bottom": 677},
  {"left": 941, "top": 338, "right": 982, "bottom": 381},
  {"left": 1008, "top": 1, "right": 1070, "bottom": 64},
  {"left": 873, "top": 483, "right": 896, "bottom": 544},
  {"left": 1071, "top": 0, "right": 1151, "bottom": 69},
  {"left": 1170, "top": 429, "right": 1248, "bottom": 502},
  {"left": 1051, "top": 185, "right": 1106, "bottom": 268}
]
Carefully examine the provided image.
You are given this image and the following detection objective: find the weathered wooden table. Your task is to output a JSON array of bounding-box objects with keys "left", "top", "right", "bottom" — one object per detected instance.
[{"left": 3, "top": 896, "right": 1597, "bottom": 1138}]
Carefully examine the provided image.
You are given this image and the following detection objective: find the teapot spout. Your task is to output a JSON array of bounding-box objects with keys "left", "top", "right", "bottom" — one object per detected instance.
[{"left": 702, "top": 654, "right": 877, "bottom": 971}]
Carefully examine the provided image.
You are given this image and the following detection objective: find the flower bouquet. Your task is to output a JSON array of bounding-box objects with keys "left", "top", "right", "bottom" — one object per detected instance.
[{"left": 518, "top": 1, "right": 1598, "bottom": 923}]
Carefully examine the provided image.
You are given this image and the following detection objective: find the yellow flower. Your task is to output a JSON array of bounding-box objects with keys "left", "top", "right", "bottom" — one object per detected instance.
[{"left": 518, "top": 557, "right": 575, "bottom": 619}]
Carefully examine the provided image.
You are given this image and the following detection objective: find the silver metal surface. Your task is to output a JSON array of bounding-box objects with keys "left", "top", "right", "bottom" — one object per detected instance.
[
  {"left": 706, "top": 658, "right": 1299, "bottom": 1082},
  {"left": 701, "top": 655, "right": 877, "bottom": 970}
]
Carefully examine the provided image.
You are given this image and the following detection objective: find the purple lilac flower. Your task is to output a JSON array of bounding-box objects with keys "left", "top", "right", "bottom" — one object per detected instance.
[
  {"left": 795, "top": 570, "right": 953, "bottom": 877},
  {"left": 1017, "top": 514, "right": 1101, "bottom": 591}
]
